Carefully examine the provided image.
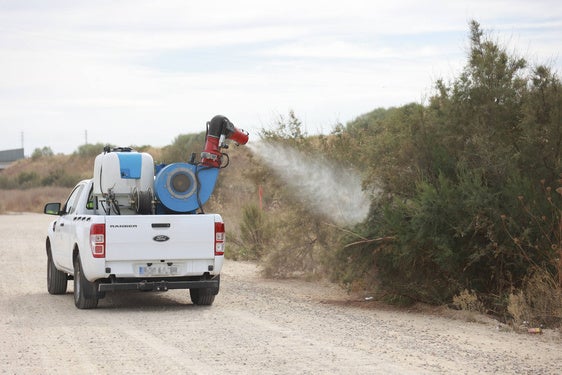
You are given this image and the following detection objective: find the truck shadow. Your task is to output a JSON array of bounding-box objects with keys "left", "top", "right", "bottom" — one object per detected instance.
[
  {"left": 53, "top": 289, "right": 213, "bottom": 312},
  {"left": 98, "top": 290, "right": 208, "bottom": 311},
  {"left": 4, "top": 289, "right": 216, "bottom": 313}
]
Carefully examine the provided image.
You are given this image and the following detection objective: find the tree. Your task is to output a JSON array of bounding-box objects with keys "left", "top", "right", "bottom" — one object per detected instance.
[
  {"left": 74, "top": 143, "right": 107, "bottom": 158},
  {"left": 260, "top": 110, "right": 307, "bottom": 144},
  {"left": 332, "top": 21, "right": 562, "bottom": 316},
  {"left": 31, "top": 146, "right": 54, "bottom": 160}
]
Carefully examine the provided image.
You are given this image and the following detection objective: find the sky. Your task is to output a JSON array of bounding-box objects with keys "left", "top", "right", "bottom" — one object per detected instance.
[{"left": 0, "top": 0, "right": 561, "bottom": 155}]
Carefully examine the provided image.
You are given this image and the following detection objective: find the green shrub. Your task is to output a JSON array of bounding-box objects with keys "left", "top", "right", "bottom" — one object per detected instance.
[
  {"left": 17, "top": 171, "right": 40, "bottom": 188},
  {"left": 327, "top": 21, "right": 562, "bottom": 319},
  {"left": 40, "top": 168, "right": 82, "bottom": 188},
  {"left": 31, "top": 146, "right": 54, "bottom": 160},
  {"left": 237, "top": 204, "right": 271, "bottom": 260},
  {"left": 160, "top": 132, "right": 205, "bottom": 164},
  {"left": 74, "top": 143, "right": 107, "bottom": 158}
]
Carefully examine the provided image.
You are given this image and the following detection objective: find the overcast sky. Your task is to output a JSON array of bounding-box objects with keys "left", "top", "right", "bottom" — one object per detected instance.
[{"left": 1, "top": 0, "right": 561, "bottom": 155}]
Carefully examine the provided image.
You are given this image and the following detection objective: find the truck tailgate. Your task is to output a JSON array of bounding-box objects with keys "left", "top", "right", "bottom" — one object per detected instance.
[{"left": 104, "top": 215, "right": 217, "bottom": 261}]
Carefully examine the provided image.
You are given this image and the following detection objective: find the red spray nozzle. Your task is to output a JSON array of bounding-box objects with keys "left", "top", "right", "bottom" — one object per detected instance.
[
  {"left": 228, "top": 126, "right": 249, "bottom": 145},
  {"left": 201, "top": 115, "right": 249, "bottom": 167}
]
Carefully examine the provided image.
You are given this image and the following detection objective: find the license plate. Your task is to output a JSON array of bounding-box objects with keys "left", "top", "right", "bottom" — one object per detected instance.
[{"left": 138, "top": 264, "right": 179, "bottom": 276}]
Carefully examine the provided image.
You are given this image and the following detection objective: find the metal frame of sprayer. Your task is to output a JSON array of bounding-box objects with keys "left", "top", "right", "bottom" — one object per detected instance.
[{"left": 92, "top": 115, "right": 248, "bottom": 215}]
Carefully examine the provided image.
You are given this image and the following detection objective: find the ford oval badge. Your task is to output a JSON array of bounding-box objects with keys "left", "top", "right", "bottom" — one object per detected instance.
[{"left": 153, "top": 235, "right": 170, "bottom": 242}]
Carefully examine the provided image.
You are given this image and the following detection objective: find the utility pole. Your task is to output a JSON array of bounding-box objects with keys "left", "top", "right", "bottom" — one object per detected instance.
[
  {"left": 21, "top": 131, "right": 24, "bottom": 150},
  {"left": 85, "top": 130, "right": 88, "bottom": 145}
]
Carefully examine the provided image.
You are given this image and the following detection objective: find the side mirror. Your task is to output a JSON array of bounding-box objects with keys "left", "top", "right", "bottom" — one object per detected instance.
[{"left": 44, "top": 202, "right": 61, "bottom": 215}]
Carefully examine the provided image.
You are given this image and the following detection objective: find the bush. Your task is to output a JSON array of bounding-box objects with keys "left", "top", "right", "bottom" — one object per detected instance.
[
  {"left": 325, "top": 21, "right": 562, "bottom": 321},
  {"left": 231, "top": 196, "right": 342, "bottom": 279},
  {"left": 260, "top": 209, "right": 328, "bottom": 279},
  {"left": 31, "top": 147, "right": 54, "bottom": 160},
  {"left": 235, "top": 204, "right": 272, "bottom": 260},
  {"left": 160, "top": 132, "right": 205, "bottom": 164},
  {"left": 74, "top": 143, "right": 107, "bottom": 158},
  {"left": 508, "top": 269, "right": 562, "bottom": 328},
  {"left": 452, "top": 289, "right": 485, "bottom": 314},
  {"left": 38, "top": 167, "right": 81, "bottom": 188},
  {"left": 17, "top": 171, "right": 40, "bottom": 188}
]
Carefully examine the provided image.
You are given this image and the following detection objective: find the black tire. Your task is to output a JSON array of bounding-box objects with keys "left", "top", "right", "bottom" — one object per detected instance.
[
  {"left": 190, "top": 289, "right": 216, "bottom": 305},
  {"left": 189, "top": 276, "right": 219, "bottom": 306},
  {"left": 73, "top": 254, "right": 99, "bottom": 309},
  {"left": 47, "top": 246, "right": 67, "bottom": 295}
]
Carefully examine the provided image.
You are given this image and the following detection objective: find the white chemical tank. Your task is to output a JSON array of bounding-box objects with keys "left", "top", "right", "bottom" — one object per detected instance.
[{"left": 93, "top": 148, "right": 154, "bottom": 213}]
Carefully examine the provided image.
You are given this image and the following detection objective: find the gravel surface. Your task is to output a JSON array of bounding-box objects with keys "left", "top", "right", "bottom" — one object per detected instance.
[{"left": 1, "top": 213, "right": 561, "bottom": 374}]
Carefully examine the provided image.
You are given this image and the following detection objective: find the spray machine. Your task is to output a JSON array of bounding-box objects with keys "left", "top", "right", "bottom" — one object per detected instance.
[{"left": 92, "top": 115, "right": 248, "bottom": 215}]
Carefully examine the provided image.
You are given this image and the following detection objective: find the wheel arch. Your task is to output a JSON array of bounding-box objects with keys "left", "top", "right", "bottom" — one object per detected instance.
[
  {"left": 45, "top": 237, "right": 51, "bottom": 256},
  {"left": 72, "top": 243, "right": 80, "bottom": 264}
]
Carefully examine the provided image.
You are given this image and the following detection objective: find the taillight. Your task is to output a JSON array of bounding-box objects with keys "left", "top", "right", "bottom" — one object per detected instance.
[
  {"left": 215, "top": 222, "right": 225, "bottom": 256},
  {"left": 90, "top": 224, "right": 106, "bottom": 258}
]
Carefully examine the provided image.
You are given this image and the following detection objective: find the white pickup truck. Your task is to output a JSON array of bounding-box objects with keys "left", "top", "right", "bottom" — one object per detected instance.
[
  {"left": 43, "top": 115, "right": 247, "bottom": 309},
  {"left": 44, "top": 178, "right": 224, "bottom": 309}
]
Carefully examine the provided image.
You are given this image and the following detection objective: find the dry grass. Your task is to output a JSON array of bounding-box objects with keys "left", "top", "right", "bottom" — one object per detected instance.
[
  {"left": 452, "top": 289, "right": 486, "bottom": 313},
  {"left": 0, "top": 187, "right": 70, "bottom": 213},
  {"left": 507, "top": 269, "right": 562, "bottom": 329},
  {"left": 0, "top": 154, "right": 94, "bottom": 213},
  {"left": 451, "top": 289, "right": 487, "bottom": 323},
  {"left": 3, "top": 154, "right": 93, "bottom": 180}
]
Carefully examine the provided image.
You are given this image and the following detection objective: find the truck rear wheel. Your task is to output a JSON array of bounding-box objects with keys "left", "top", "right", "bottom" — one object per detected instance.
[
  {"left": 189, "top": 288, "right": 216, "bottom": 305},
  {"left": 47, "top": 247, "right": 67, "bottom": 295},
  {"left": 73, "top": 254, "right": 99, "bottom": 309},
  {"left": 189, "top": 275, "right": 219, "bottom": 306}
]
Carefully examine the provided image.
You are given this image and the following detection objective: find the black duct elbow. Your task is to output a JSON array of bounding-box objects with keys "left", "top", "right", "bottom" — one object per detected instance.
[{"left": 207, "top": 115, "right": 229, "bottom": 139}]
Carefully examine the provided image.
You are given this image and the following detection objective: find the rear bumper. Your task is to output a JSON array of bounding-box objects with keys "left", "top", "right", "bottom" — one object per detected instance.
[{"left": 98, "top": 277, "right": 219, "bottom": 293}]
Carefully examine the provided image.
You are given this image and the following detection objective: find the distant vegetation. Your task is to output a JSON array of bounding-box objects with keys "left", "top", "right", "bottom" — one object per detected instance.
[{"left": 1, "top": 21, "right": 560, "bottom": 328}]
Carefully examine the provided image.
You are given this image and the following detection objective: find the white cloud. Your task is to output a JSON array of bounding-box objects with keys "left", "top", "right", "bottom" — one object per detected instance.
[{"left": 0, "top": 0, "right": 560, "bottom": 154}]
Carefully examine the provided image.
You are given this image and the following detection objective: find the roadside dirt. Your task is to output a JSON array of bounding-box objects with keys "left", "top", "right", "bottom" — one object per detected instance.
[{"left": 1, "top": 213, "right": 560, "bottom": 374}]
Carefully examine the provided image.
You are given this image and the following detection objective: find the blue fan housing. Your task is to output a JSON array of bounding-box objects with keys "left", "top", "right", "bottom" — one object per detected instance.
[{"left": 154, "top": 163, "right": 219, "bottom": 213}]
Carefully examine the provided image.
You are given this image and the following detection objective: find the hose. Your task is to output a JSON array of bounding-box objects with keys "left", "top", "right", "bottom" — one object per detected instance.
[{"left": 194, "top": 164, "right": 212, "bottom": 214}]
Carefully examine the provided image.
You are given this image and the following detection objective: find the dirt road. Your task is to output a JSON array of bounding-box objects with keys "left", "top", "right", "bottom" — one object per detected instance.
[{"left": 0, "top": 213, "right": 560, "bottom": 374}]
